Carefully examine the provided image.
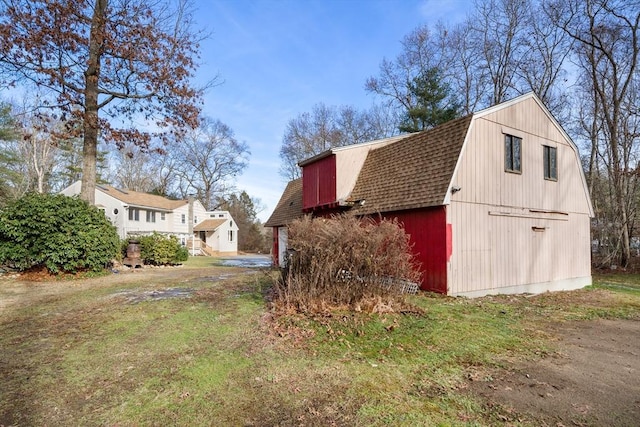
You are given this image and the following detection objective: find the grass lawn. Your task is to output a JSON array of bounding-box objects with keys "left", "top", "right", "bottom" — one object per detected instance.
[{"left": 1, "top": 267, "right": 638, "bottom": 426}]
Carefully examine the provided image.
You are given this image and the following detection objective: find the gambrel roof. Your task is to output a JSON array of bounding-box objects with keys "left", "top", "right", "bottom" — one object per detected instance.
[
  {"left": 97, "top": 185, "right": 188, "bottom": 211},
  {"left": 265, "top": 92, "right": 594, "bottom": 223},
  {"left": 348, "top": 114, "right": 473, "bottom": 215},
  {"left": 264, "top": 178, "right": 304, "bottom": 227}
]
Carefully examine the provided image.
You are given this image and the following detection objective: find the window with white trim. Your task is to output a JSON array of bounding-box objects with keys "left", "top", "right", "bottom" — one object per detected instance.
[{"left": 128, "top": 208, "right": 140, "bottom": 221}]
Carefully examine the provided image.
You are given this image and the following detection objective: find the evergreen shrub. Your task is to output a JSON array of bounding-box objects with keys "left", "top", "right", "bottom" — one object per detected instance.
[
  {"left": 137, "top": 233, "right": 188, "bottom": 265},
  {"left": 0, "top": 193, "right": 120, "bottom": 273}
]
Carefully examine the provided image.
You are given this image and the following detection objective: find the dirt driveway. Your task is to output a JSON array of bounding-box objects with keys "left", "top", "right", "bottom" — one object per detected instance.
[{"left": 470, "top": 318, "right": 640, "bottom": 426}]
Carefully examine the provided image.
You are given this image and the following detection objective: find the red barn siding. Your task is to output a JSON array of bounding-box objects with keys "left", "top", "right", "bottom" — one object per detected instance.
[
  {"left": 302, "top": 155, "right": 337, "bottom": 210},
  {"left": 272, "top": 227, "right": 279, "bottom": 266},
  {"left": 382, "top": 206, "right": 449, "bottom": 294}
]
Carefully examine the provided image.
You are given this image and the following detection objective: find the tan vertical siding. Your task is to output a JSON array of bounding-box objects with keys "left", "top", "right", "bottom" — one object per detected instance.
[
  {"left": 448, "top": 96, "right": 592, "bottom": 295},
  {"left": 449, "top": 202, "right": 591, "bottom": 294},
  {"left": 335, "top": 148, "right": 372, "bottom": 201}
]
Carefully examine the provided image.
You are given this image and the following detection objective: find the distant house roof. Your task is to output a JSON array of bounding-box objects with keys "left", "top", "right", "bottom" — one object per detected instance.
[
  {"left": 96, "top": 185, "right": 188, "bottom": 211},
  {"left": 264, "top": 178, "right": 304, "bottom": 227},
  {"left": 348, "top": 114, "right": 473, "bottom": 215},
  {"left": 193, "top": 219, "right": 226, "bottom": 232}
]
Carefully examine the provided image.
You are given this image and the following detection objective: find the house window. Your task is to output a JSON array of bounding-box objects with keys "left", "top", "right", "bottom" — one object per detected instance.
[
  {"left": 219, "top": 214, "right": 224, "bottom": 218},
  {"left": 160, "top": 212, "right": 165, "bottom": 220},
  {"left": 228, "top": 230, "right": 234, "bottom": 242},
  {"left": 230, "top": 220, "right": 233, "bottom": 227},
  {"left": 128, "top": 208, "right": 140, "bottom": 221},
  {"left": 543, "top": 145, "right": 557, "bottom": 181},
  {"left": 194, "top": 216, "right": 198, "bottom": 224},
  {"left": 146, "top": 210, "right": 156, "bottom": 223},
  {"left": 505, "top": 134, "right": 522, "bottom": 173},
  {"left": 181, "top": 214, "right": 186, "bottom": 224}
]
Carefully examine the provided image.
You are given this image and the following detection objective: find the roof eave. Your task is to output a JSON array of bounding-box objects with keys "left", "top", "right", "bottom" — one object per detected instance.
[{"left": 298, "top": 149, "right": 333, "bottom": 167}]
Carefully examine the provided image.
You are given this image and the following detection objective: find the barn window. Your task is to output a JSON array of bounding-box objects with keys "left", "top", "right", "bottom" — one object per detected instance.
[
  {"left": 505, "top": 134, "right": 522, "bottom": 173},
  {"left": 543, "top": 145, "right": 557, "bottom": 181}
]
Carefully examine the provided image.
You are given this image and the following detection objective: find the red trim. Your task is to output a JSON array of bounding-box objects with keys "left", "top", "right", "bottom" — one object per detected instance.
[{"left": 272, "top": 227, "right": 279, "bottom": 266}]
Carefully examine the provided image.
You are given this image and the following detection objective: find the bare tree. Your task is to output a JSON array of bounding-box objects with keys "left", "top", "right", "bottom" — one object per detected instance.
[
  {"left": 173, "top": 117, "right": 249, "bottom": 209},
  {"left": 468, "top": 0, "right": 530, "bottom": 105},
  {"left": 279, "top": 103, "right": 394, "bottom": 180},
  {"left": 551, "top": 0, "right": 639, "bottom": 266},
  {"left": 146, "top": 146, "right": 182, "bottom": 198},
  {"left": 444, "top": 20, "right": 489, "bottom": 114},
  {"left": 517, "top": 0, "right": 574, "bottom": 121},
  {"left": 109, "top": 144, "right": 157, "bottom": 192},
  {"left": 17, "top": 112, "right": 59, "bottom": 193},
  {"left": 0, "top": 0, "right": 208, "bottom": 204},
  {"left": 365, "top": 25, "right": 449, "bottom": 116}
]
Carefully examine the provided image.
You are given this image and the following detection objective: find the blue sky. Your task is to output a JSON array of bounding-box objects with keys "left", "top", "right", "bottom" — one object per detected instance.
[{"left": 193, "top": 0, "right": 472, "bottom": 221}]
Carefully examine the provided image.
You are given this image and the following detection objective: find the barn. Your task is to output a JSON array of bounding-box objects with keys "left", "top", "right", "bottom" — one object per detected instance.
[{"left": 265, "top": 93, "right": 594, "bottom": 297}]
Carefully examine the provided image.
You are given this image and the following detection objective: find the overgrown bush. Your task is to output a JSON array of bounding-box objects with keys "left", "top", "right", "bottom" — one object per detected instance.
[
  {"left": 136, "top": 233, "right": 188, "bottom": 265},
  {"left": 0, "top": 193, "right": 120, "bottom": 273},
  {"left": 276, "top": 214, "right": 422, "bottom": 313}
]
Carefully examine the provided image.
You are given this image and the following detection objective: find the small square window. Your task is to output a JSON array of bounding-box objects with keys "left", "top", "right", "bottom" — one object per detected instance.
[
  {"left": 505, "top": 134, "right": 522, "bottom": 173},
  {"left": 544, "top": 145, "right": 558, "bottom": 181}
]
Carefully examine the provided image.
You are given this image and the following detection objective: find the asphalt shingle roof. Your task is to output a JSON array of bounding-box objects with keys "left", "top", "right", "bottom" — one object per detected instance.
[
  {"left": 97, "top": 185, "right": 188, "bottom": 211},
  {"left": 193, "top": 219, "right": 226, "bottom": 232},
  {"left": 264, "top": 178, "right": 304, "bottom": 227},
  {"left": 348, "top": 114, "right": 472, "bottom": 215}
]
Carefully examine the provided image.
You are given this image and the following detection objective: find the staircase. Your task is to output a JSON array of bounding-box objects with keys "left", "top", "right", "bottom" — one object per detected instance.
[{"left": 200, "top": 244, "right": 218, "bottom": 257}]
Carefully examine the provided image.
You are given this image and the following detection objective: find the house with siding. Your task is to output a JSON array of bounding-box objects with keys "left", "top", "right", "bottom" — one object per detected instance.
[
  {"left": 265, "top": 93, "right": 593, "bottom": 297},
  {"left": 61, "top": 182, "right": 238, "bottom": 256}
]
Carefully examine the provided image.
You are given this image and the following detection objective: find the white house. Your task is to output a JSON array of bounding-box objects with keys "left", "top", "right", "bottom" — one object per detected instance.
[
  {"left": 61, "top": 181, "right": 238, "bottom": 256},
  {"left": 194, "top": 210, "right": 239, "bottom": 256}
]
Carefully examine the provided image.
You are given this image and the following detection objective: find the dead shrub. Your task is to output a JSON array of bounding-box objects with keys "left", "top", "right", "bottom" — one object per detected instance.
[{"left": 274, "top": 214, "right": 422, "bottom": 313}]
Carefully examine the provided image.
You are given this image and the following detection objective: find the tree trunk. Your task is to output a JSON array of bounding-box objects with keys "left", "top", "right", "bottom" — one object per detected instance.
[{"left": 80, "top": 0, "right": 107, "bottom": 204}]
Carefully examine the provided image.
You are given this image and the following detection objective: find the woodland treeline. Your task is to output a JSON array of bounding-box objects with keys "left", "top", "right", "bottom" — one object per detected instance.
[{"left": 0, "top": 0, "right": 638, "bottom": 263}]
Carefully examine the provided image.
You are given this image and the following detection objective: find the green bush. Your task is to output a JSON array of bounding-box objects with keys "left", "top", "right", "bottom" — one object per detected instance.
[
  {"left": 136, "top": 233, "right": 188, "bottom": 265},
  {"left": 0, "top": 193, "right": 120, "bottom": 273}
]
